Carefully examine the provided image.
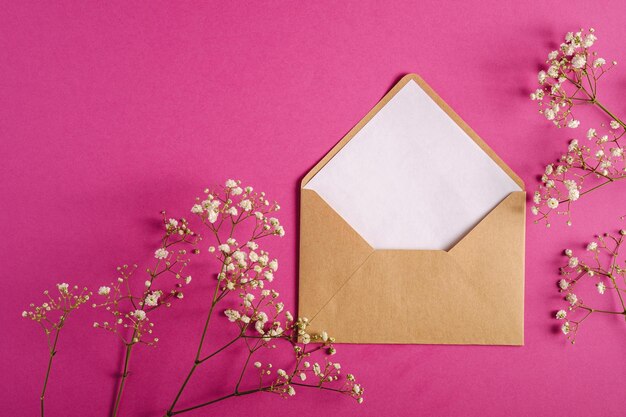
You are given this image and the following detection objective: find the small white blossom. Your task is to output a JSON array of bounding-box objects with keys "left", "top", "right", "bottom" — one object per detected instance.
[
  {"left": 255, "top": 320, "right": 265, "bottom": 334},
  {"left": 225, "top": 179, "right": 238, "bottom": 188},
  {"left": 144, "top": 291, "right": 161, "bottom": 307},
  {"left": 243, "top": 293, "right": 255, "bottom": 307},
  {"left": 98, "top": 286, "right": 111, "bottom": 296},
  {"left": 610, "top": 120, "right": 621, "bottom": 129},
  {"left": 558, "top": 279, "right": 569, "bottom": 290},
  {"left": 561, "top": 322, "right": 571, "bottom": 335},
  {"left": 587, "top": 242, "right": 598, "bottom": 251},
  {"left": 133, "top": 310, "right": 146, "bottom": 321},
  {"left": 571, "top": 54, "right": 586, "bottom": 69},
  {"left": 555, "top": 310, "right": 567, "bottom": 320},
  {"left": 224, "top": 309, "right": 240, "bottom": 322},
  {"left": 568, "top": 257, "right": 579, "bottom": 268},
  {"left": 154, "top": 248, "right": 169, "bottom": 260},
  {"left": 583, "top": 33, "right": 597, "bottom": 48},
  {"left": 566, "top": 293, "right": 578, "bottom": 305},
  {"left": 567, "top": 119, "right": 580, "bottom": 129},
  {"left": 269, "top": 259, "right": 278, "bottom": 271},
  {"left": 597, "top": 282, "right": 606, "bottom": 294},
  {"left": 593, "top": 57, "right": 606, "bottom": 68},
  {"left": 538, "top": 70, "right": 547, "bottom": 84},
  {"left": 545, "top": 164, "right": 554, "bottom": 175},
  {"left": 547, "top": 198, "right": 559, "bottom": 209},
  {"left": 547, "top": 65, "right": 559, "bottom": 78}
]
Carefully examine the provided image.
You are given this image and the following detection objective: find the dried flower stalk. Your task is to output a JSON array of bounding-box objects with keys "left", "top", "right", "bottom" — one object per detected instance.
[
  {"left": 555, "top": 229, "right": 626, "bottom": 343},
  {"left": 165, "top": 180, "right": 363, "bottom": 416},
  {"left": 22, "top": 284, "right": 91, "bottom": 417},
  {"left": 93, "top": 213, "right": 199, "bottom": 417}
]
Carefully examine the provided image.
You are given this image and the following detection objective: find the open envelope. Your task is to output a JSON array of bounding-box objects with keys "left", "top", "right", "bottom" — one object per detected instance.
[{"left": 298, "top": 74, "right": 526, "bottom": 345}]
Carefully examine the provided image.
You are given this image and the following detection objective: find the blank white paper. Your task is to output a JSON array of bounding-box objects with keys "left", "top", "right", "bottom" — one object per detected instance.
[{"left": 305, "top": 79, "right": 521, "bottom": 250}]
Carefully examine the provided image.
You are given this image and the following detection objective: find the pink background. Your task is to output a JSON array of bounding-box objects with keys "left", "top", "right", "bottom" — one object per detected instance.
[{"left": 3, "top": 1, "right": 626, "bottom": 416}]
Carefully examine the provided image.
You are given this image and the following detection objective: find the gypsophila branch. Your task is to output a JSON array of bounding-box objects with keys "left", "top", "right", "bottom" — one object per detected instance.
[
  {"left": 165, "top": 180, "right": 363, "bottom": 417},
  {"left": 92, "top": 212, "right": 199, "bottom": 417},
  {"left": 554, "top": 229, "right": 626, "bottom": 343},
  {"left": 530, "top": 29, "right": 626, "bottom": 226},
  {"left": 22, "top": 284, "right": 91, "bottom": 417}
]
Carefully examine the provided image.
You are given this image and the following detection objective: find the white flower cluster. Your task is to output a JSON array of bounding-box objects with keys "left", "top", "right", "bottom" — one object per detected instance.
[
  {"left": 554, "top": 231, "right": 626, "bottom": 343},
  {"left": 529, "top": 29, "right": 626, "bottom": 225},
  {"left": 22, "top": 283, "right": 91, "bottom": 326},
  {"left": 172, "top": 181, "right": 363, "bottom": 407},
  {"left": 223, "top": 287, "right": 291, "bottom": 342},
  {"left": 210, "top": 237, "right": 280, "bottom": 293},
  {"left": 531, "top": 28, "right": 614, "bottom": 129},
  {"left": 92, "top": 214, "right": 198, "bottom": 347},
  {"left": 191, "top": 179, "right": 284, "bottom": 237},
  {"left": 531, "top": 121, "right": 625, "bottom": 226}
]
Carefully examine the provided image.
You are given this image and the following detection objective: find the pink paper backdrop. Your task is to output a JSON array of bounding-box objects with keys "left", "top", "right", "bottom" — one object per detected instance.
[{"left": 3, "top": 1, "right": 626, "bottom": 416}]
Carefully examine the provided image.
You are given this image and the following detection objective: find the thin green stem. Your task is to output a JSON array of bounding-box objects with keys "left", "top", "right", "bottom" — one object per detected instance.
[
  {"left": 169, "top": 381, "right": 352, "bottom": 416},
  {"left": 166, "top": 266, "right": 225, "bottom": 415},
  {"left": 111, "top": 341, "right": 135, "bottom": 417},
  {"left": 40, "top": 318, "right": 64, "bottom": 417},
  {"left": 592, "top": 99, "right": 626, "bottom": 128},
  {"left": 169, "top": 388, "right": 265, "bottom": 416}
]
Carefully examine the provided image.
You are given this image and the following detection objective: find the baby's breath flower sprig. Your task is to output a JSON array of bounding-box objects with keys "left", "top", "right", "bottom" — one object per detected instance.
[
  {"left": 22, "top": 283, "right": 91, "bottom": 417},
  {"left": 93, "top": 212, "right": 199, "bottom": 417},
  {"left": 531, "top": 29, "right": 626, "bottom": 225},
  {"left": 165, "top": 180, "right": 362, "bottom": 416},
  {"left": 555, "top": 229, "right": 626, "bottom": 344}
]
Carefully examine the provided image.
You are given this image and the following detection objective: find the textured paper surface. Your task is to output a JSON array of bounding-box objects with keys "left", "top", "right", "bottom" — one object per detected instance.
[
  {"left": 305, "top": 79, "right": 522, "bottom": 250},
  {"left": 299, "top": 74, "right": 526, "bottom": 345}
]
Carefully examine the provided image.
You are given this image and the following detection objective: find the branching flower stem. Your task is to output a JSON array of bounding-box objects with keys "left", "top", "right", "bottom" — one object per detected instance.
[
  {"left": 165, "top": 181, "right": 362, "bottom": 416},
  {"left": 40, "top": 314, "right": 66, "bottom": 417}
]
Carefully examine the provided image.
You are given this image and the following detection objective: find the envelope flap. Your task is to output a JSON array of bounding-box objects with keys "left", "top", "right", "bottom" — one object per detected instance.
[
  {"left": 302, "top": 74, "right": 524, "bottom": 190},
  {"left": 298, "top": 189, "right": 374, "bottom": 320}
]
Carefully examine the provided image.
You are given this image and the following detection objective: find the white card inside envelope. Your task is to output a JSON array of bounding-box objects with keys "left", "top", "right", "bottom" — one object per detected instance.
[{"left": 304, "top": 79, "right": 522, "bottom": 250}]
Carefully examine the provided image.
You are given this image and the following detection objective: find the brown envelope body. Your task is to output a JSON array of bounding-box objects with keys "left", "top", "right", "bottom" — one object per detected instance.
[{"left": 298, "top": 74, "right": 526, "bottom": 345}]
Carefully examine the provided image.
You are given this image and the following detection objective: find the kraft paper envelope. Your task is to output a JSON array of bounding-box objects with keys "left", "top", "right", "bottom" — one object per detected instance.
[{"left": 298, "top": 74, "right": 526, "bottom": 345}]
